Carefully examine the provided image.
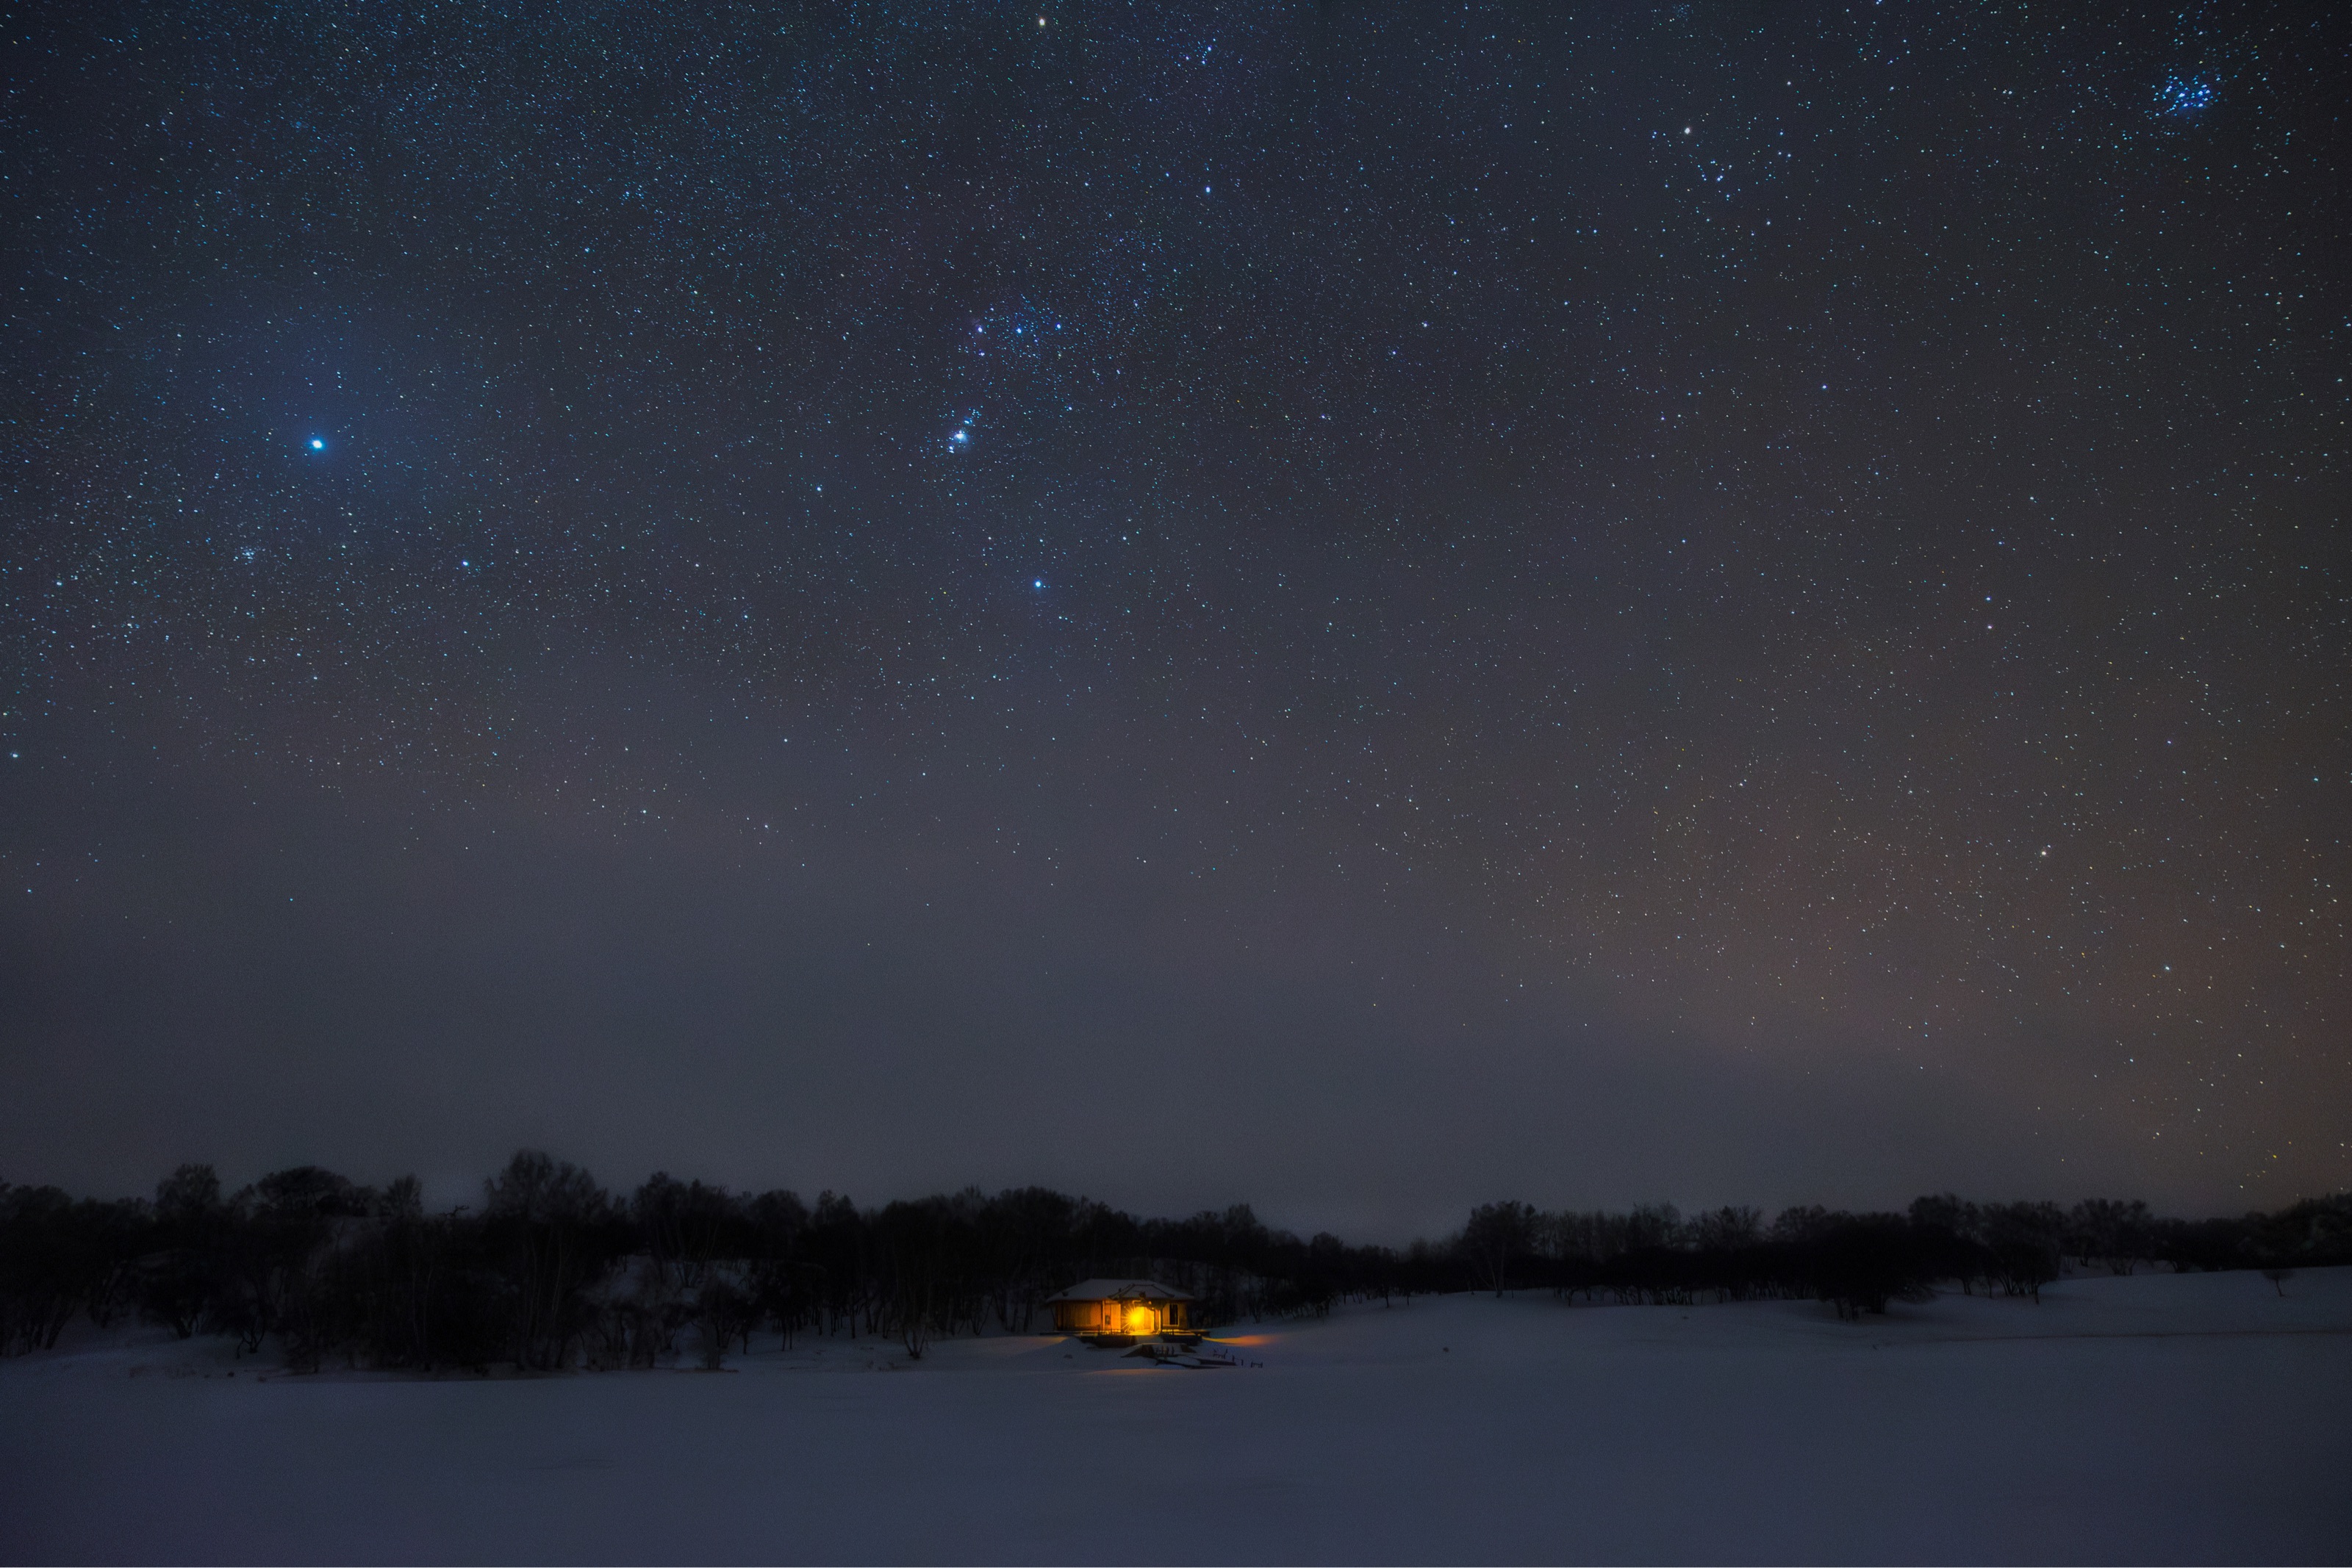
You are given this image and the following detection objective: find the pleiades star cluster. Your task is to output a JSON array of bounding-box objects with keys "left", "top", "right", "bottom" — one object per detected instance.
[{"left": 2, "top": 1, "right": 2344, "bottom": 1221}]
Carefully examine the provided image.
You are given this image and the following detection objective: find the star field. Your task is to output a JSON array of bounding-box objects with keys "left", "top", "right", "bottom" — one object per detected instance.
[{"left": 2, "top": 1, "right": 2346, "bottom": 1225}]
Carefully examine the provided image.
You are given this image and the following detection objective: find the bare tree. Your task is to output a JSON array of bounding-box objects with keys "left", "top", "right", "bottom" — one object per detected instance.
[
  {"left": 1460, "top": 1202, "right": 1537, "bottom": 1295},
  {"left": 484, "top": 1151, "right": 617, "bottom": 1370},
  {"left": 695, "top": 1276, "right": 756, "bottom": 1369}
]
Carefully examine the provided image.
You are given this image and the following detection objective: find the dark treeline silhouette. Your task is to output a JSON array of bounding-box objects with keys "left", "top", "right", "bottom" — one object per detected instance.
[
  {"left": 1455, "top": 1193, "right": 2352, "bottom": 1317},
  {"left": 2, "top": 1155, "right": 2345, "bottom": 1368}
]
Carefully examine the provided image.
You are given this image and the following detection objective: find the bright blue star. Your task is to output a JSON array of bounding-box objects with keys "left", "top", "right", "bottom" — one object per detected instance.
[
  {"left": 1033, "top": 578, "right": 1043, "bottom": 589},
  {"left": 308, "top": 437, "right": 326, "bottom": 450}
]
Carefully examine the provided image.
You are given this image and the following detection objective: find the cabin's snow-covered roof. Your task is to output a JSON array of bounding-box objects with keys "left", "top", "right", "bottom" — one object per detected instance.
[{"left": 1043, "top": 1278, "right": 1194, "bottom": 1303}]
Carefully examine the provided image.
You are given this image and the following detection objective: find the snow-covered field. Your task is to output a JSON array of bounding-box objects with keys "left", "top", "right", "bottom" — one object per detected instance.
[{"left": 3, "top": 1268, "right": 2347, "bottom": 1564}]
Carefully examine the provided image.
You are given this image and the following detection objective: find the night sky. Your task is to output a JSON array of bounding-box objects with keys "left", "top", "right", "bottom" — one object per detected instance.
[{"left": 4, "top": 1, "right": 2345, "bottom": 1237}]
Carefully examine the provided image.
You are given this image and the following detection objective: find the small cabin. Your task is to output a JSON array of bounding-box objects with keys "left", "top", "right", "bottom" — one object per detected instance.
[{"left": 1044, "top": 1279, "right": 1200, "bottom": 1342}]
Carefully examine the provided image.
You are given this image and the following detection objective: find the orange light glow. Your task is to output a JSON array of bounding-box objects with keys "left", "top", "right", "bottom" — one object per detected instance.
[{"left": 1123, "top": 1302, "right": 1157, "bottom": 1334}]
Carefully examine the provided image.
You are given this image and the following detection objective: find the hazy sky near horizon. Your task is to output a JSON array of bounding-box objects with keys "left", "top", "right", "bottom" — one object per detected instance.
[{"left": 4, "top": 1, "right": 2345, "bottom": 1240}]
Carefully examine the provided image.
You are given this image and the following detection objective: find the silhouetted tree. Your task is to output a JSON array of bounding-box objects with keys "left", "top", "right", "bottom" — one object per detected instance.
[
  {"left": 2067, "top": 1198, "right": 2156, "bottom": 1276},
  {"left": 1460, "top": 1201, "right": 1538, "bottom": 1295},
  {"left": 1982, "top": 1202, "right": 2065, "bottom": 1302},
  {"left": 1692, "top": 1206, "right": 1763, "bottom": 1251},
  {"left": 1808, "top": 1215, "right": 1931, "bottom": 1320},
  {"left": 0, "top": 1184, "right": 126, "bottom": 1353},
  {"left": 742, "top": 1188, "right": 812, "bottom": 1347},
  {"left": 483, "top": 1151, "right": 617, "bottom": 1370},
  {"left": 139, "top": 1164, "right": 229, "bottom": 1338},
  {"left": 695, "top": 1276, "right": 757, "bottom": 1368}
]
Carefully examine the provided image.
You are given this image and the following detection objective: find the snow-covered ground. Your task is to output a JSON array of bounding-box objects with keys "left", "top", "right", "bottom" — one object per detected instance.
[{"left": 3, "top": 1268, "right": 2346, "bottom": 1564}]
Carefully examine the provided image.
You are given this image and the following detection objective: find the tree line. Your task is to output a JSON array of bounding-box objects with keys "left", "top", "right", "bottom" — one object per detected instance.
[
  {"left": 1451, "top": 1193, "right": 2348, "bottom": 1318},
  {"left": 1, "top": 1154, "right": 2344, "bottom": 1368}
]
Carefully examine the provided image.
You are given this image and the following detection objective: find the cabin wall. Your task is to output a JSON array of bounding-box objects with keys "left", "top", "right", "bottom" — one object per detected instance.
[{"left": 1050, "top": 1295, "right": 1196, "bottom": 1334}]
